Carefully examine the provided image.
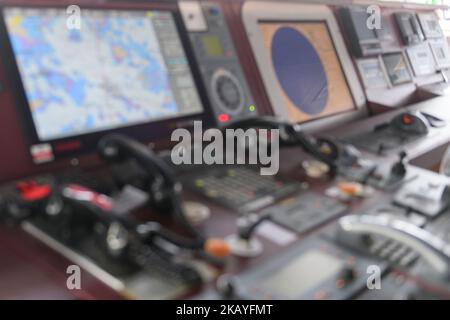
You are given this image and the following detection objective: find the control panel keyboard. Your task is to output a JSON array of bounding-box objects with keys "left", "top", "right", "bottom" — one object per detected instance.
[
  {"left": 182, "top": 166, "right": 304, "bottom": 212},
  {"left": 263, "top": 192, "right": 348, "bottom": 234}
]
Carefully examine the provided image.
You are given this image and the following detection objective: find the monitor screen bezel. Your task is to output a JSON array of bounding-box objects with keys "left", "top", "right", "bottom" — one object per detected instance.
[
  {"left": 242, "top": 2, "right": 367, "bottom": 133},
  {"left": 0, "top": 3, "right": 215, "bottom": 163}
]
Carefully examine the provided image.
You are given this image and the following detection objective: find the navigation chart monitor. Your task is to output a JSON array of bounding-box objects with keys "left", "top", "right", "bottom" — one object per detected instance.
[
  {"left": 243, "top": 2, "right": 366, "bottom": 130},
  {"left": 1, "top": 6, "right": 206, "bottom": 162}
]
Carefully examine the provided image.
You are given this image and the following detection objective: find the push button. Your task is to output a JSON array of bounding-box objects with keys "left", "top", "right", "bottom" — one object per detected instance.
[
  {"left": 16, "top": 181, "right": 51, "bottom": 202},
  {"left": 402, "top": 114, "right": 413, "bottom": 125}
]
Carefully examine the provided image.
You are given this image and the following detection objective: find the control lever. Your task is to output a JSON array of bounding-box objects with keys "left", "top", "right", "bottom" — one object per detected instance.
[
  {"left": 224, "top": 116, "right": 338, "bottom": 176},
  {"left": 59, "top": 184, "right": 205, "bottom": 251},
  {"left": 55, "top": 184, "right": 209, "bottom": 285},
  {"left": 337, "top": 214, "right": 450, "bottom": 279},
  {"left": 388, "top": 151, "right": 408, "bottom": 184},
  {"left": 339, "top": 144, "right": 362, "bottom": 167},
  {"left": 225, "top": 212, "right": 271, "bottom": 257},
  {"left": 216, "top": 274, "right": 241, "bottom": 300},
  {"left": 98, "top": 134, "right": 204, "bottom": 247},
  {"left": 52, "top": 183, "right": 133, "bottom": 256}
]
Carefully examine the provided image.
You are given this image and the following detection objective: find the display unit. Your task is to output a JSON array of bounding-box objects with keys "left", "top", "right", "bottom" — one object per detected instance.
[
  {"left": 339, "top": 7, "right": 400, "bottom": 57},
  {"left": 338, "top": 6, "right": 382, "bottom": 57},
  {"left": 394, "top": 12, "right": 425, "bottom": 45},
  {"left": 429, "top": 38, "right": 450, "bottom": 70},
  {"left": 242, "top": 2, "right": 366, "bottom": 132},
  {"left": 406, "top": 43, "right": 437, "bottom": 77},
  {"left": 0, "top": 6, "right": 213, "bottom": 163},
  {"left": 417, "top": 11, "right": 444, "bottom": 40},
  {"left": 357, "top": 58, "right": 390, "bottom": 89},
  {"left": 382, "top": 52, "right": 413, "bottom": 86}
]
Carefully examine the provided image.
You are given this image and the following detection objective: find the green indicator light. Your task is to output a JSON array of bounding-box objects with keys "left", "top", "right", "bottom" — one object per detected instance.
[
  {"left": 249, "top": 105, "right": 256, "bottom": 112},
  {"left": 195, "top": 179, "right": 205, "bottom": 188}
]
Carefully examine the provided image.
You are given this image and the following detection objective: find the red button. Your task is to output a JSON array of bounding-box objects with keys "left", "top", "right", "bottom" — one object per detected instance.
[
  {"left": 218, "top": 114, "right": 229, "bottom": 122},
  {"left": 17, "top": 181, "right": 51, "bottom": 201},
  {"left": 402, "top": 114, "right": 413, "bottom": 125}
]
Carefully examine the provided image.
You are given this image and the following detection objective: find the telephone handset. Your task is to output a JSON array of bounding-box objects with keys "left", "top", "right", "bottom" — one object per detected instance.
[
  {"left": 98, "top": 134, "right": 204, "bottom": 246},
  {"left": 223, "top": 116, "right": 339, "bottom": 175},
  {"left": 98, "top": 134, "right": 178, "bottom": 208},
  {"left": 54, "top": 183, "right": 204, "bottom": 285},
  {"left": 337, "top": 214, "right": 450, "bottom": 280}
]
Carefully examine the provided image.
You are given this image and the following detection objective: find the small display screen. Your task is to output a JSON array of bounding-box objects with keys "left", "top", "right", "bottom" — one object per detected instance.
[
  {"left": 406, "top": 44, "right": 436, "bottom": 76},
  {"left": 3, "top": 7, "right": 204, "bottom": 141},
  {"left": 419, "top": 13, "right": 443, "bottom": 39},
  {"left": 430, "top": 40, "right": 450, "bottom": 69},
  {"left": 357, "top": 58, "right": 388, "bottom": 89},
  {"left": 202, "top": 35, "right": 224, "bottom": 57},
  {"left": 382, "top": 53, "right": 412, "bottom": 85},
  {"left": 259, "top": 250, "right": 344, "bottom": 298},
  {"left": 258, "top": 21, "right": 355, "bottom": 124}
]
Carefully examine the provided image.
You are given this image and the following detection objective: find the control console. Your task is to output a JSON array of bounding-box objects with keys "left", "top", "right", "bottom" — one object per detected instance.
[{"left": 179, "top": 1, "right": 257, "bottom": 125}]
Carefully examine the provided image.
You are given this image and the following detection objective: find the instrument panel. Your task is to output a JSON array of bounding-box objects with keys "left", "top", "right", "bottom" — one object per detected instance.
[{"left": 0, "top": 0, "right": 449, "bottom": 303}]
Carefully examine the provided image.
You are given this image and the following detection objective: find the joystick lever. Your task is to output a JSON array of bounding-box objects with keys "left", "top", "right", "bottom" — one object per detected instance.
[
  {"left": 216, "top": 274, "right": 241, "bottom": 300},
  {"left": 389, "top": 151, "right": 408, "bottom": 183},
  {"left": 225, "top": 212, "right": 271, "bottom": 257},
  {"left": 237, "top": 213, "right": 269, "bottom": 240}
]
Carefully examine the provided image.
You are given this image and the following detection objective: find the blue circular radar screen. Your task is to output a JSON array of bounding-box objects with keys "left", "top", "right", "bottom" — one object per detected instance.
[{"left": 271, "top": 27, "right": 328, "bottom": 115}]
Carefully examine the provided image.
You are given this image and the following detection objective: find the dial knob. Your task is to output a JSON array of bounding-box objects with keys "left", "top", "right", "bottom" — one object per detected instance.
[{"left": 211, "top": 68, "right": 245, "bottom": 115}]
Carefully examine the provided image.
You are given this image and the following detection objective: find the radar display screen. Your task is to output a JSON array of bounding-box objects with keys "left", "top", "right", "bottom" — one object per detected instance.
[{"left": 258, "top": 21, "right": 355, "bottom": 123}]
